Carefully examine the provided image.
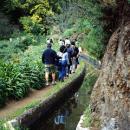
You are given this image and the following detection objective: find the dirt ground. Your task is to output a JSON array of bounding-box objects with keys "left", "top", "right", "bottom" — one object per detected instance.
[{"left": 0, "top": 86, "right": 51, "bottom": 119}]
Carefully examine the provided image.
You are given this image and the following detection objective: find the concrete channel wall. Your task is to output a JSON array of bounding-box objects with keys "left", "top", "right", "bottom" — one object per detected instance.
[{"left": 5, "top": 64, "right": 86, "bottom": 130}]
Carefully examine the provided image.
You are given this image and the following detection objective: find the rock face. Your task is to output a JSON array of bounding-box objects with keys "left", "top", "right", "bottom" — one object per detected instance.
[{"left": 90, "top": 1, "right": 130, "bottom": 130}]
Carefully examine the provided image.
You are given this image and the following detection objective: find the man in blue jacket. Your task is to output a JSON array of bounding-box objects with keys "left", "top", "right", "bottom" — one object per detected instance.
[{"left": 42, "top": 43, "right": 58, "bottom": 86}]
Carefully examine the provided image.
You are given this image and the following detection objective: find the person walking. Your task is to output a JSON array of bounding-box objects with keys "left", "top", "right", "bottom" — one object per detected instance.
[
  {"left": 57, "top": 46, "right": 69, "bottom": 82},
  {"left": 46, "top": 38, "right": 54, "bottom": 44},
  {"left": 58, "top": 39, "right": 65, "bottom": 46},
  {"left": 71, "top": 41, "right": 79, "bottom": 73},
  {"left": 66, "top": 42, "right": 74, "bottom": 75},
  {"left": 42, "top": 43, "right": 59, "bottom": 86},
  {"left": 65, "top": 38, "right": 71, "bottom": 46}
]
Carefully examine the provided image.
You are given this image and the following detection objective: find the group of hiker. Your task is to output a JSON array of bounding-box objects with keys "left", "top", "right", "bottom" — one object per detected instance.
[{"left": 42, "top": 38, "right": 81, "bottom": 86}]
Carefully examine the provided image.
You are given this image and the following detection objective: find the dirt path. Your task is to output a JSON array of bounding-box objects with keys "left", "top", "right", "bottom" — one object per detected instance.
[{"left": 0, "top": 86, "right": 52, "bottom": 119}]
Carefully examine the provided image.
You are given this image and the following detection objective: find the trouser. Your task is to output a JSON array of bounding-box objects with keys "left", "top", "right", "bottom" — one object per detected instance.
[
  {"left": 71, "top": 57, "right": 77, "bottom": 73},
  {"left": 58, "top": 60, "right": 67, "bottom": 80}
]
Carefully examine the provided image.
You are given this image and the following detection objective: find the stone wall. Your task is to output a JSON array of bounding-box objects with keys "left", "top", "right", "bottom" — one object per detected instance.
[{"left": 90, "top": 1, "right": 130, "bottom": 130}]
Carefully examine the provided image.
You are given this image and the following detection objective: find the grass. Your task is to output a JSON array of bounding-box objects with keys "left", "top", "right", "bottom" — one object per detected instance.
[
  {"left": 80, "top": 62, "right": 99, "bottom": 128},
  {"left": 82, "top": 106, "right": 92, "bottom": 127},
  {"left": 0, "top": 61, "right": 85, "bottom": 128}
]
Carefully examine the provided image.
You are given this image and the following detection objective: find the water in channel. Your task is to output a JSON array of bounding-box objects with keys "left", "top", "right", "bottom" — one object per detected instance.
[{"left": 31, "top": 83, "right": 90, "bottom": 130}]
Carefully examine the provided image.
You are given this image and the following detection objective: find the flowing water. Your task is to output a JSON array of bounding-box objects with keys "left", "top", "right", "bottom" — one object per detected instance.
[{"left": 30, "top": 81, "right": 91, "bottom": 130}]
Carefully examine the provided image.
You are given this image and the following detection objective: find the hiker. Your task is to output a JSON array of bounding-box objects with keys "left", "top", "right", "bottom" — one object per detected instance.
[
  {"left": 65, "top": 38, "right": 71, "bottom": 46},
  {"left": 46, "top": 38, "right": 53, "bottom": 44},
  {"left": 42, "top": 43, "right": 59, "bottom": 86},
  {"left": 66, "top": 41, "right": 74, "bottom": 76},
  {"left": 78, "top": 46, "right": 82, "bottom": 54},
  {"left": 57, "top": 46, "right": 69, "bottom": 82},
  {"left": 58, "top": 39, "right": 65, "bottom": 46},
  {"left": 71, "top": 41, "right": 79, "bottom": 72}
]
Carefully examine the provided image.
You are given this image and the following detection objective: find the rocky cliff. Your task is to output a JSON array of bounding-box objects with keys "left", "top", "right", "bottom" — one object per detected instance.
[{"left": 91, "top": 0, "right": 130, "bottom": 130}]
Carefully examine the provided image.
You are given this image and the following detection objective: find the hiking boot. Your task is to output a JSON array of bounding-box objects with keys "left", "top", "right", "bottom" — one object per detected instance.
[
  {"left": 46, "top": 82, "right": 49, "bottom": 86},
  {"left": 52, "top": 81, "right": 56, "bottom": 85}
]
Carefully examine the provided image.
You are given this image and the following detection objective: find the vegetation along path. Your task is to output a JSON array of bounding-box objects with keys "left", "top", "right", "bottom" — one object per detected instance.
[
  {"left": 0, "top": 87, "right": 51, "bottom": 119},
  {"left": 0, "top": 54, "right": 99, "bottom": 121}
]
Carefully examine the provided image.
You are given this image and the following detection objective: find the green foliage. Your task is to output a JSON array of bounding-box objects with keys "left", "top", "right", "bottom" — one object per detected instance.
[
  {"left": 19, "top": 44, "right": 46, "bottom": 89},
  {"left": 30, "top": 0, "right": 54, "bottom": 17},
  {"left": 3, "top": 0, "right": 54, "bottom": 34},
  {"left": 82, "top": 25, "right": 105, "bottom": 59},
  {"left": 85, "top": 70, "right": 98, "bottom": 90},
  {"left": 81, "top": 64, "right": 98, "bottom": 127},
  {"left": 60, "top": 0, "right": 106, "bottom": 59},
  {"left": 0, "top": 60, "right": 45, "bottom": 106},
  {"left": 63, "top": 28, "right": 76, "bottom": 37},
  {"left": 0, "top": 34, "right": 45, "bottom": 60},
  {"left": 0, "top": 120, "right": 6, "bottom": 130},
  {"left": 0, "top": 62, "right": 30, "bottom": 100},
  {"left": 20, "top": 16, "right": 44, "bottom": 35},
  {"left": 0, "top": 37, "right": 46, "bottom": 107},
  {"left": 82, "top": 106, "right": 92, "bottom": 127}
]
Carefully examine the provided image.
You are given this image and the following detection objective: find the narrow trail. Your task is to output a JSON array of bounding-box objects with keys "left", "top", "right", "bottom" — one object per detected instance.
[{"left": 0, "top": 87, "right": 51, "bottom": 119}]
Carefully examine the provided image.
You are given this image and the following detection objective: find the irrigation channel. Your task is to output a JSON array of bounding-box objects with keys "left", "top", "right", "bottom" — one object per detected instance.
[
  {"left": 12, "top": 54, "right": 99, "bottom": 130},
  {"left": 22, "top": 54, "right": 99, "bottom": 130},
  {"left": 29, "top": 82, "right": 90, "bottom": 130}
]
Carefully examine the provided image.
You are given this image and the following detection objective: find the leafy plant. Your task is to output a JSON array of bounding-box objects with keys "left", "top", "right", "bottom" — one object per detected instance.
[
  {"left": 19, "top": 16, "right": 44, "bottom": 35},
  {"left": 82, "top": 106, "right": 92, "bottom": 127}
]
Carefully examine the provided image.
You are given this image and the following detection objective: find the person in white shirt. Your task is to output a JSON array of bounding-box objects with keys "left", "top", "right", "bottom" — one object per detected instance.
[
  {"left": 65, "top": 38, "right": 71, "bottom": 46},
  {"left": 57, "top": 46, "right": 69, "bottom": 81},
  {"left": 46, "top": 38, "right": 53, "bottom": 44},
  {"left": 59, "top": 39, "right": 65, "bottom": 46}
]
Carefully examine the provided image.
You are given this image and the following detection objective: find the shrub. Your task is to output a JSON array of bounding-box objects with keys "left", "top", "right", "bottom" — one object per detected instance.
[
  {"left": 19, "top": 45, "right": 46, "bottom": 89},
  {"left": 0, "top": 61, "right": 45, "bottom": 102},
  {"left": 63, "top": 28, "right": 76, "bottom": 37},
  {"left": 20, "top": 16, "right": 44, "bottom": 35},
  {"left": 0, "top": 34, "right": 46, "bottom": 106},
  {"left": 83, "top": 106, "right": 92, "bottom": 127},
  {"left": 82, "top": 26, "right": 105, "bottom": 59},
  {"left": 15, "top": 35, "right": 37, "bottom": 51},
  {"left": 29, "top": 67, "right": 45, "bottom": 89},
  {"left": 0, "top": 34, "right": 45, "bottom": 60},
  {"left": 0, "top": 62, "right": 30, "bottom": 100}
]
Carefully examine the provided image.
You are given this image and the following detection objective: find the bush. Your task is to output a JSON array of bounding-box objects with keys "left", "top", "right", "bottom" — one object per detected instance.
[
  {"left": 19, "top": 45, "right": 46, "bottom": 89},
  {"left": 0, "top": 62, "right": 30, "bottom": 100},
  {"left": 63, "top": 28, "right": 76, "bottom": 37},
  {"left": 82, "top": 26, "right": 105, "bottom": 59},
  {"left": 30, "top": 67, "right": 45, "bottom": 89},
  {"left": 0, "top": 42, "right": 46, "bottom": 107},
  {"left": 20, "top": 16, "right": 44, "bottom": 35},
  {"left": 0, "top": 34, "right": 45, "bottom": 60},
  {"left": 0, "top": 61, "right": 45, "bottom": 103},
  {"left": 15, "top": 35, "right": 37, "bottom": 51},
  {"left": 83, "top": 106, "right": 92, "bottom": 127}
]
